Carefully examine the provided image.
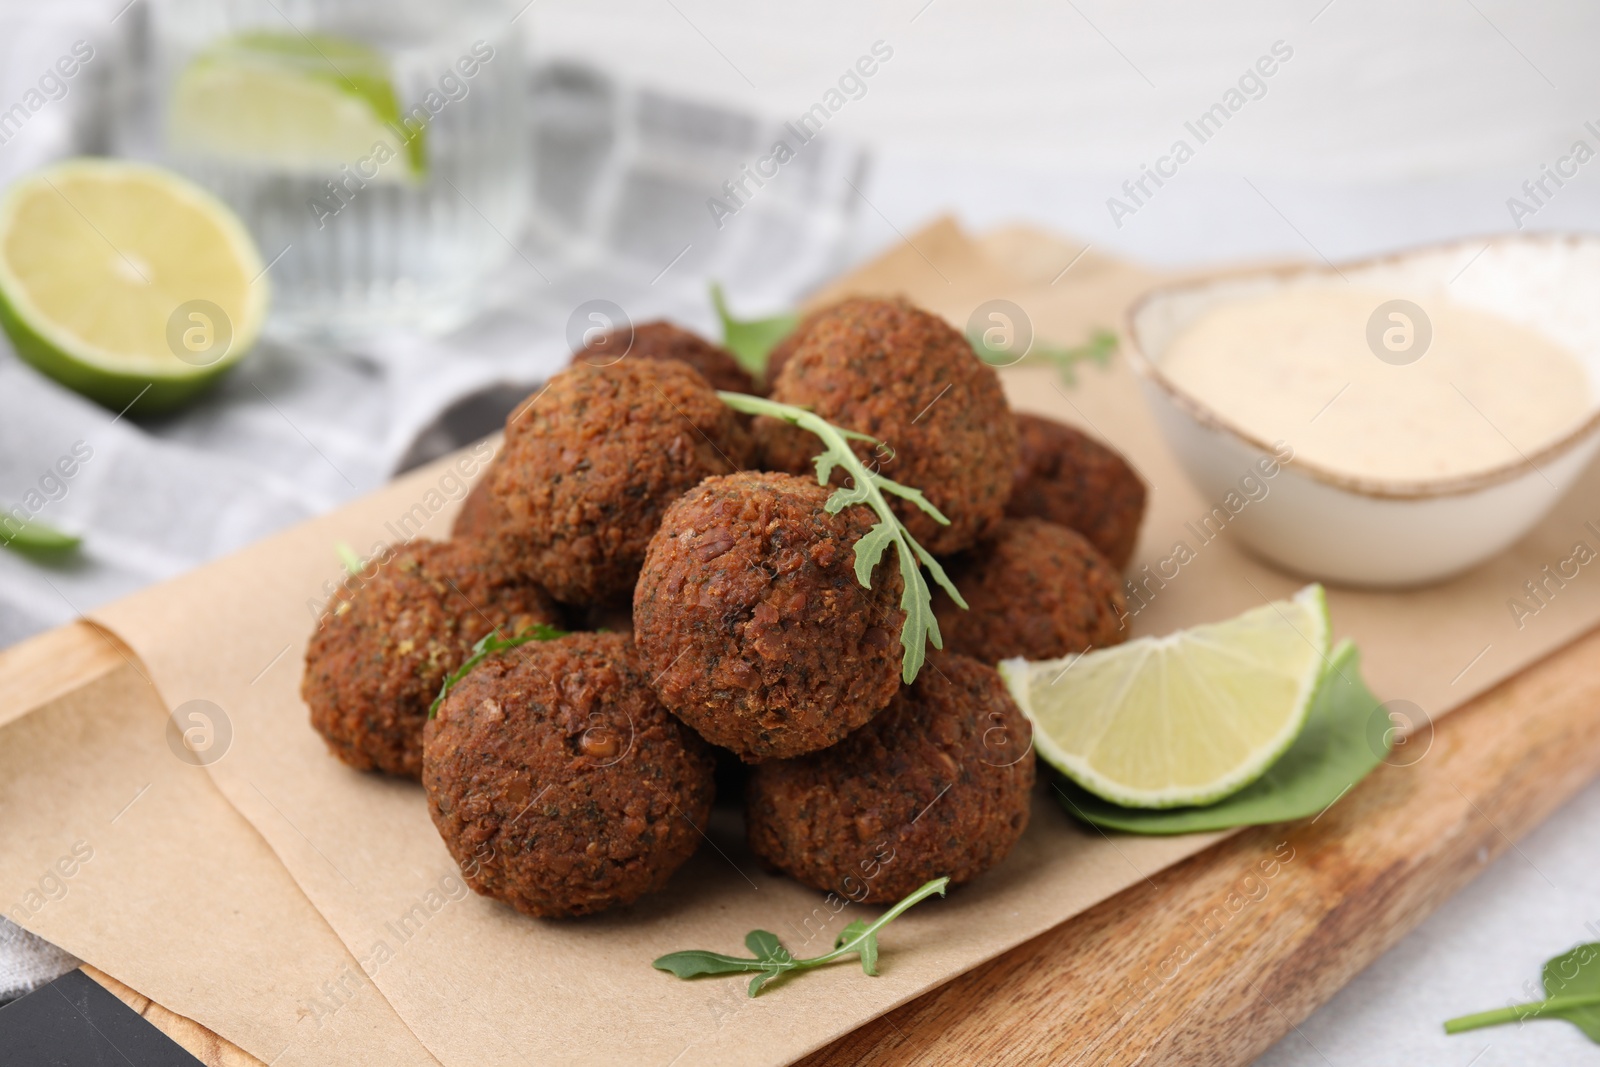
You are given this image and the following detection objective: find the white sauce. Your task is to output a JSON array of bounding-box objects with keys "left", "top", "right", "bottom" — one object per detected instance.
[{"left": 1160, "top": 286, "right": 1595, "bottom": 481}]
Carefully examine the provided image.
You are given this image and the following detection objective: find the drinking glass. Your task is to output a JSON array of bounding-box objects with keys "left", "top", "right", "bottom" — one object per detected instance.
[{"left": 145, "top": 0, "right": 530, "bottom": 339}]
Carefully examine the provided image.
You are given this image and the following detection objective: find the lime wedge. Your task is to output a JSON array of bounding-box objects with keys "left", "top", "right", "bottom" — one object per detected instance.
[
  {"left": 169, "top": 31, "right": 423, "bottom": 177},
  {"left": 999, "top": 584, "right": 1330, "bottom": 809},
  {"left": 0, "top": 159, "right": 269, "bottom": 413}
]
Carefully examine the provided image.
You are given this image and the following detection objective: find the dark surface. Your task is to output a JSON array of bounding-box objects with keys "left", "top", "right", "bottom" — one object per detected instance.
[
  {"left": 395, "top": 382, "right": 535, "bottom": 473},
  {"left": 0, "top": 969, "right": 204, "bottom": 1067}
]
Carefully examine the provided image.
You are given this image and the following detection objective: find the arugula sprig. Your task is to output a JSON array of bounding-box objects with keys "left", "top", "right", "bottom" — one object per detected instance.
[
  {"left": 972, "top": 326, "right": 1118, "bottom": 386},
  {"left": 1, "top": 517, "right": 80, "bottom": 554},
  {"left": 1445, "top": 941, "right": 1600, "bottom": 1041},
  {"left": 711, "top": 283, "right": 799, "bottom": 377},
  {"left": 717, "top": 392, "right": 966, "bottom": 684},
  {"left": 654, "top": 877, "right": 949, "bottom": 997},
  {"left": 427, "top": 623, "right": 567, "bottom": 719}
]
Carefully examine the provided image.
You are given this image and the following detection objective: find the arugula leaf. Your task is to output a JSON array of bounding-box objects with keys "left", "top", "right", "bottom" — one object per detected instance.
[
  {"left": 653, "top": 877, "right": 949, "bottom": 997},
  {"left": 745, "top": 930, "right": 792, "bottom": 965},
  {"left": 1054, "top": 641, "right": 1390, "bottom": 833},
  {"left": 972, "top": 327, "right": 1118, "bottom": 386},
  {"left": 1446, "top": 941, "right": 1600, "bottom": 1040},
  {"left": 1, "top": 517, "right": 81, "bottom": 553},
  {"left": 717, "top": 392, "right": 966, "bottom": 683},
  {"left": 836, "top": 920, "right": 878, "bottom": 976},
  {"left": 428, "top": 623, "right": 568, "bottom": 719},
  {"left": 651, "top": 950, "right": 767, "bottom": 979},
  {"left": 711, "top": 283, "right": 800, "bottom": 377}
]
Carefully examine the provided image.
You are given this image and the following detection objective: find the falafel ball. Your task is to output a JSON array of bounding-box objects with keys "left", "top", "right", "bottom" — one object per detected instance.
[
  {"left": 759, "top": 308, "right": 824, "bottom": 393},
  {"left": 573, "top": 320, "right": 756, "bottom": 395},
  {"left": 451, "top": 455, "right": 505, "bottom": 541},
  {"left": 757, "top": 298, "right": 1017, "bottom": 556},
  {"left": 745, "top": 652, "right": 1034, "bottom": 902},
  {"left": 633, "top": 471, "right": 906, "bottom": 763},
  {"left": 423, "top": 632, "right": 714, "bottom": 918},
  {"left": 302, "top": 539, "right": 561, "bottom": 778},
  {"left": 1007, "top": 413, "right": 1146, "bottom": 570},
  {"left": 934, "top": 517, "right": 1128, "bottom": 664},
  {"left": 491, "top": 360, "right": 752, "bottom": 604}
]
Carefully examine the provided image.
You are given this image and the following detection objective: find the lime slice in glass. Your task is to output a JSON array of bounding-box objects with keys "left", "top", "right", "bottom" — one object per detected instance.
[
  {"left": 998, "top": 584, "right": 1330, "bottom": 809},
  {"left": 169, "top": 31, "right": 424, "bottom": 177},
  {"left": 0, "top": 159, "right": 269, "bottom": 413}
]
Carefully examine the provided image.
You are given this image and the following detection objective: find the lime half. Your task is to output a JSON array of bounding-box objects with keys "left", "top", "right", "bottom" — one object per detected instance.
[
  {"left": 170, "top": 31, "right": 423, "bottom": 177},
  {"left": 0, "top": 159, "right": 269, "bottom": 413},
  {"left": 999, "top": 584, "right": 1330, "bottom": 809}
]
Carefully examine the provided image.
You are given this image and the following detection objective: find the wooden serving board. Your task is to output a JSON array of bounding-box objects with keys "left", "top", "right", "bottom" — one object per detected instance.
[{"left": 5, "top": 614, "right": 1600, "bottom": 1065}]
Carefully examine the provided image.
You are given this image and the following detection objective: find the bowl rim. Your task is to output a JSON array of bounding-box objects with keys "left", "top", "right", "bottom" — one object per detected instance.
[{"left": 1124, "top": 232, "right": 1600, "bottom": 501}]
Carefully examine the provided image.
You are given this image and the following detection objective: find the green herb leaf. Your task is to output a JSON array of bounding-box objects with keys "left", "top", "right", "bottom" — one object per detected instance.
[
  {"left": 428, "top": 623, "right": 567, "bottom": 719},
  {"left": 711, "top": 283, "right": 800, "bottom": 377},
  {"left": 1054, "top": 641, "right": 1388, "bottom": 833},
  {"left": 1445, "top": 942, "right": 1600, "bottom": 1040},
  {"left": 835, "top": 920, "right": 878, "bottom": 976},
  {"left": 653, "top": 877, "right": 949, "bottom": 997},
  {"left": 1, "top": 517, "right": 81, "bottom": 553},
  {"left": 717, "top": 392, "right": 961, "bottom": 684},
  {"left": 748, "top": 970, "right": 781, "bottom": 997},
  {"left": 973, "top": 327, "right": 1118, "bottom": 386},
  {"left": 745, "top": 930, "right": 792, "bottom": 965},
  {"left": 335, "top": 541, "right": 364, "bottom": 576},
  {"left": 850, "top": 523, "right": 896, "bottom": 588},
  {"left": 651, "top": 950, "right": 769, "bottom": 979}
]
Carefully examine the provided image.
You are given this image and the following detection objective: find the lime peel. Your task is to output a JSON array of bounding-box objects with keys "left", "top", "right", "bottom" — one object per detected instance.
[
  {"left": 1000, "top": 584, "right": 1330, "bottom": 809},
  {"left": 0, "top": 159, "right": 268, "bottom": 413}
]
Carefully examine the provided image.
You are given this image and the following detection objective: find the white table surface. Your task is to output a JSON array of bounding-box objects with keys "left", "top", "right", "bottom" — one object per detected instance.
[{"left": 527, "top": 3, "right": 1600, "bottom": 1064}]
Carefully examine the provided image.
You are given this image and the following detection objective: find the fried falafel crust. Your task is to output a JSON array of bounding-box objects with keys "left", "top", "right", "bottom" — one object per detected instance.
[
  {"left": 759, "top": 308, "right": 824, "bottom": 393},
  {"left": 633, "top": 471, "right": 905, "bottom": 763},
  {"left": 746, "top": 652, "right": 1034, "bottom": 902},
  {"left": 492, "top": 360, "right": 752, "bottom": 604},
  {"left": 302, "top": 539, "right": 561, "bottom": 778},
  {"left": 451, "top": 455, "right": 505, "bottom": 541},
  {"left": 935, "top": 517, "right": 1128, "bottom": 664},
  {"left": 573, "top": 320, "right": 756, "bottom": 395},
  {"left": 758, "top": 298, "right": 1017, "bottom": 556},
  {"left": 1007, "top": 412, "right": 1146, "bottom": 570},
  {"left": 423, "top": 632, "right": 714, "bottom": 918}
]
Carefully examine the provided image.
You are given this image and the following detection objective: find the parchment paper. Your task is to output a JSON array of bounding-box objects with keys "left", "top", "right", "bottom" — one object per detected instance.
[
  {"left": 8, "top": 219, "right": 1600, "bottom": 1065},
  {"left": 0, "top": 661, "right": 439, "bottom": 1066}
]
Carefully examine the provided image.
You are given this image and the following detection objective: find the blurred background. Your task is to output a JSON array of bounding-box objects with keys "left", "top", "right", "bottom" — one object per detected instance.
[
  {"left": 3, "top": 2, "right": 1600, "bottom": 1063},
  {"left": 6, "top": 0, "right": 1600, "bottom": 644}
]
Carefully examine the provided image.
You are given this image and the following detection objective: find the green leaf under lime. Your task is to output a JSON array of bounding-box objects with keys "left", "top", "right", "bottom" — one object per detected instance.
[
  {"left": 999, "top": 585, "right": 1330, "bottom": 809},
  {"left": 1050, "top": 640, "right": 1393, "bottom": 834}
]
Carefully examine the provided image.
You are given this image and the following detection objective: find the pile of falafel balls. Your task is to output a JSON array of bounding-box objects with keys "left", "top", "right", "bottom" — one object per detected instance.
[{"left": 302, "top": 297, "right": 1146, "bottom": 920}]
